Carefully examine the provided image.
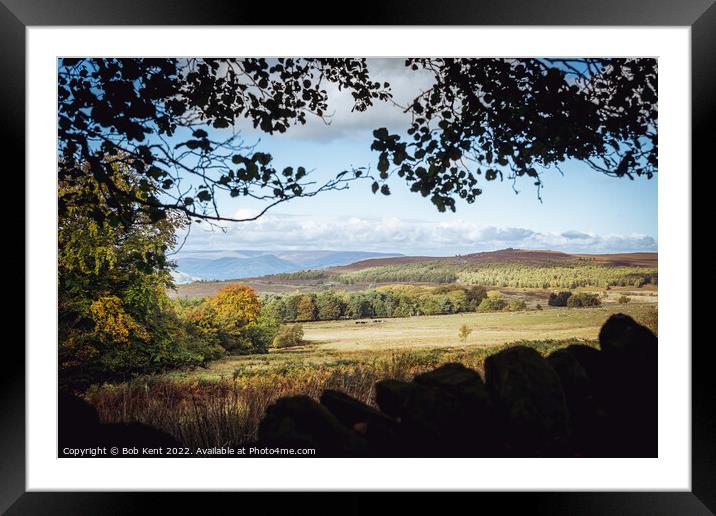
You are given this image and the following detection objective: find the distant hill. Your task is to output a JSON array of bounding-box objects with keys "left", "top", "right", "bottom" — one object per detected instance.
[
  {"left": 173, "top": 250, "right": 403, "bottom": 282},
  {"left": 328, "top": 248, "right": 658, "bottom": 273},
  {"left": 171, "top": 248, "right": 658, "bottom": 298}
]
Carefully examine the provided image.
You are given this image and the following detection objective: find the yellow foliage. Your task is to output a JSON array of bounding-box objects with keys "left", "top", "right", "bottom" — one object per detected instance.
[
  {"left": 90, "top": 295, "right": 149, "bottom": 344},
  {"left": 207, "top": 285, "right": 261, "bottom": 330}
]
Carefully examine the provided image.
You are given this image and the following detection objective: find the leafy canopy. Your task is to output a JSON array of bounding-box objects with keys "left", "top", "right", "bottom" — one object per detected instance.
[
  {"left": 371, "top": 58, "right": 657, "bottom": 212},
  {"left": 58, "top": 58, "right": 656, "bottom": 222}
]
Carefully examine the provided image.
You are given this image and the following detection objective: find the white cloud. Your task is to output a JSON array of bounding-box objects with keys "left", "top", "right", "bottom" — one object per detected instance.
[{"left": 176, "top": 213, "right": 657, "bottom": 256}]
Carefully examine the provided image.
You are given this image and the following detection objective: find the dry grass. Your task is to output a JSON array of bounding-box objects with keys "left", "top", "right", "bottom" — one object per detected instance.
[
  {"left": 87, "top": 339, "right": 594, "bottom": 449},
  {"left": 86, "top": 303, "right": 656, "bottom": 449},
  {"left": 300, "top": 303, "right": 654, "bottom": 352}
]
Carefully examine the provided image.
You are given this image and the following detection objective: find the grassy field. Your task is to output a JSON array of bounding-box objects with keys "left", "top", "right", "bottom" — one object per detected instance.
[
  {"left": 303, "top": 303, "right": 653, "bottom": 352},
  {"left": 88, "top": 302, "right": 656, "bottom": 447},
  {"left": 160, "top": 302, "right": 654, "bottom": 381}
]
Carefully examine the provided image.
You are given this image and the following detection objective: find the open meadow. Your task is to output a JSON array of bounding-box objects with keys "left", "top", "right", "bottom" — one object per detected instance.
[
  {"left": 156, "top": 301, "right": 655, "bottom": 381},
  {"left": 87, "top": 301, "right": 657, "bottom": 448},
  {"left": 301, "top": 303, "right": 654, "bottom": 352}
]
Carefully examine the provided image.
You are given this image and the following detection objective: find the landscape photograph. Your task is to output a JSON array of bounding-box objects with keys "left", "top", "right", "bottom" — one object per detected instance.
[{"left": 58, "top": 57, "right": 658, "bottom": 458}]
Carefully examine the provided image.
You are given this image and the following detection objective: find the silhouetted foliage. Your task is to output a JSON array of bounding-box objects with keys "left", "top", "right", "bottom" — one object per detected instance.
[
  {"left": 58, "top": 58, "right": 390, "bottom": 227},
  {"left": 58, "top": 58, "right": 657, "bottom": 225},
  {"left": 372, "top": 58, "right": 657, "bottom": 212}
]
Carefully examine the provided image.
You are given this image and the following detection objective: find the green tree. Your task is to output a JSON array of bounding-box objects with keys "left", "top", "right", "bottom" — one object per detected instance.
[
  {"left": 245, "top": 306, "right": 281, "bottom": 354},
  {"left": 265, "top": 297, "right": 289, "bottom": 322},
  {"left": 506, "top": 299, "right": 528, "bottom": 311},
  {"left": 316, "top": 291, "right": 344, "bottom": 320},
  {"left": 284, "top": 294, "right": 302, "bottom": 322},
  {"left": 548, "top": 291, "right": 573, "bottom": 307},
  {"left": 58, "top": 160, "right": 217, "bottom": 387}
]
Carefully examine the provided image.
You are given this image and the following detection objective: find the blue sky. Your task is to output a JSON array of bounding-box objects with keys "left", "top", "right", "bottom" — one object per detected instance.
[{"left": 178, "top": 59, "right": 657, "bottom": 257}]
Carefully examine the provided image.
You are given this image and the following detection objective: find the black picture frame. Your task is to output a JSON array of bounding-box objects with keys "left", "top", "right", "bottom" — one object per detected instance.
[{"left": 5, "top": 0, "right": 714, "bottom": 513}]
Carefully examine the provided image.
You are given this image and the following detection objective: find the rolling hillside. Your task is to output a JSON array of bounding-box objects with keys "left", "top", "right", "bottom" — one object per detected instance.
[
  {"left": 171, "top": 248, "right": 658, "bottom": 298},
  {"left": 329, "top": 248, "right": 657, "bottom": 273}
]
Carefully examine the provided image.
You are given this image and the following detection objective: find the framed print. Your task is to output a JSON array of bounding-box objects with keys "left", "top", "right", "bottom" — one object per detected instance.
[{"left": 6, "top": 0, "right": 716, "bottom": 512}]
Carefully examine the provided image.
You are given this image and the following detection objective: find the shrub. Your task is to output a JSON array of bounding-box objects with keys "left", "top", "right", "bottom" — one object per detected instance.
[
  {"left": 506, "top": 299, "right": 527, "bottom": 312},
  {"left": 566, "top": 292, "right": 602, "bottom": 308},
  {"left": 272, "top": 324, "right": 305, "bottom": 348},
  {"left": 535, "top": 303, "right": 543, "bottom": 311},
  {"left": 478, "top": 296, "right": 508, "bottom": 312},
  {"left": 618, "top": 295, "right": 631, "bottom": 304},
  {"left": 548, "top": 291, "right": 573, "bottom": 307}
]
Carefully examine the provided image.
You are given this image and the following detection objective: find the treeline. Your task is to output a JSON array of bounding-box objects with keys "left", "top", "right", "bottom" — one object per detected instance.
[
  {"left": 270, "top": 269, "right": 327, "bottom": 280},
  {"left": 333, "top": 262, "right": 657, "bottom": 289},
  {"left": 335, "top": 261, "right": 459, "bottom": 285},
  {"left": 262, "top": 285, "right": 488, "bottom": 322}
]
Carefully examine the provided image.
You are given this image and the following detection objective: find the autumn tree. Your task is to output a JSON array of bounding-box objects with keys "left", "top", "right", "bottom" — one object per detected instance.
[
  {"left": 58, "top": 159, "right": 223, "bottom": 387},
  {"left": 295, "top": 294, "right": 318, "bottom": 322},
  {"left": 206, "top": 284, "right": 263, "bottom": 352}
]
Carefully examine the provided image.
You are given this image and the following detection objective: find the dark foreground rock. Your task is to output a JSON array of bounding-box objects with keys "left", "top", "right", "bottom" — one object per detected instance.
[
  {"left": 485, "top": 346, "right": 570, "bottom": 456},
  {"left": 258, "top": 313, "right": 658, "bottom": 457},
  {"left": 58, "top": 392, "right": 181, "bottom": 455}
]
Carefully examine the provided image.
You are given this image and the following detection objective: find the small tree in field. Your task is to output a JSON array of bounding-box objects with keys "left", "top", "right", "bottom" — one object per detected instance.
[
  {"left": 618, "top": 295, "right": 631, "bottom": 304},
  {"left": 458, "top": 324, "right": 473, "bottom": 344}
]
